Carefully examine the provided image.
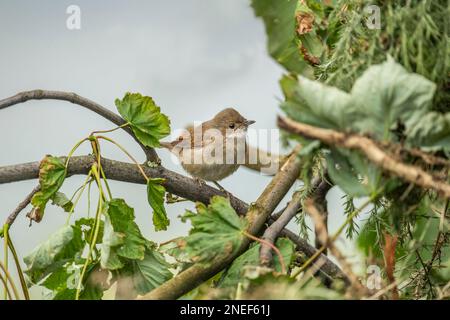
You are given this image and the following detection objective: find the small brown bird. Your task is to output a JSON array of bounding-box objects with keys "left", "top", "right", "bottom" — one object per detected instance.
[{"left": 160, "top": 108, "right": 255, "bottom": 190}]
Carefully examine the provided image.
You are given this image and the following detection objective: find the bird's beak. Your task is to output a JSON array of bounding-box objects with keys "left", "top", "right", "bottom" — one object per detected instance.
[{"left": 245, "top": 119, "right": 256, "bottom": 126}]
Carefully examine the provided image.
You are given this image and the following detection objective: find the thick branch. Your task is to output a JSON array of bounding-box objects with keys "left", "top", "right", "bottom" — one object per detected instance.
[
  {"left": 141, "top": 149, "right": 302, "bottom": 300},
  {"left": 0, "top": 155, "right": 345, "bottom": 283},
  {"left": 0, "top": 90, "right": 158, "bottom": 162},
  {"left": 278, "top": 116, "right": 450, "bottom": 198}
]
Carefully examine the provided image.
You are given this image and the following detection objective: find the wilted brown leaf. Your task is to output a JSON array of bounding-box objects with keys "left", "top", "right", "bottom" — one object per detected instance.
[{"left": 296, "top": 12, "right": 315, "bottom": 35}]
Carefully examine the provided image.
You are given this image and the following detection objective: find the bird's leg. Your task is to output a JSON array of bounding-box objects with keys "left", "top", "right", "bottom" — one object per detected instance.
[{"left": 212, "top": 181, "right": 232, "bottom": 199}]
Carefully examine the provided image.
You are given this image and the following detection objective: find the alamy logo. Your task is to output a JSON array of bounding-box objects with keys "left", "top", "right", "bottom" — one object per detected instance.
[
  {"left": 365, "top": 5, "right": 381, "bottom": 30},
  {"left": 366, "top": 265, "right": 382, "bottom": 290},
  {"left": 66, "top": 5, "right": 81, "bottom": 30}
]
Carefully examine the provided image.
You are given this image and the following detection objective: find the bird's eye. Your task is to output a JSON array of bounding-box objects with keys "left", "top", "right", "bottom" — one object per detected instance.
[{"left": 229, "top": 123, "right": 235, "bottom": 129}]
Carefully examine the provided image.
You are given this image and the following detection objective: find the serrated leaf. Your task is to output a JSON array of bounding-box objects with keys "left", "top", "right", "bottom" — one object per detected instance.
[
  {"left": 24, "top": 225, "right": 84, "bottom": 283},
  {"left": 280, "top": 74, "right": 352, "bottom": 130},
  {"left": 131, "top": 248, "right": 173, "bottom": 295},
  {"left": 31, "top": 155, "right": 67, "bottom": 219},
  {"left": 100, "top": 199, "right": 147, "bottom": 270},
  {"left": 147, "top": 178, "right": 169, "bottom": 231},
  {"left": 115, "top": 93, "right": 170, "bottom": 147},
  {"left": 182, "top": 196, "right": 248, "bottom": 264},
  {"left": 350, "top": 57, "right": 436, "bottom": 140},
  {"left": 218, "top": 238, "right": 295, "bottom": 288}
]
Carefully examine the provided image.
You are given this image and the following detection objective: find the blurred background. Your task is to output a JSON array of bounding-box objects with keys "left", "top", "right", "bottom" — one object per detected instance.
[{"left": 0, "top": 0, "right": 364, "bottom": 298}]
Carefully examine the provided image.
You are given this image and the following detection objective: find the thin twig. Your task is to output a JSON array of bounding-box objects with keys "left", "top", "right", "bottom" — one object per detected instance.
[
  {"left": 0, "top": 90, "right": 159, "bottom": 162},
  {"left": 5, "top": 185, "right": 40, "bottom": 226},
  {"left": 259, "top": 191, "right": 303, "bottom": 267},
  {"left": 305, "top": 198, "right": 369, "bottom": 297}
]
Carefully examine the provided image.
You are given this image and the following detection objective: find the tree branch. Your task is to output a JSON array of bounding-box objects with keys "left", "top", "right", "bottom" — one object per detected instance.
[
  {"left": 278, "top": 116, "right": 450, "bottom": 198},
  {"left": 305, "top": 198, "right": 367, "bottom": 296},
  {"left": 0, "top": 155, "right": 346, "bottom": 284},
  {"left": 0, "top": 90, "right": 159, "bottom": 162},
  {"left": 259, "top": 191, "right": 303, "bottom": 267},
  {"left": 5, "top": 185, "right": 40, "bottom": 226}
]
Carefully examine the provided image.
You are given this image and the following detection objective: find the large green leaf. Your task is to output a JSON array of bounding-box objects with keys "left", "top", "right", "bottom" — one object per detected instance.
[
  {"left": 406, "top": 112, "right": 450, "bottom": 152},
  {"left": 251, "top": 0, "right": 311, "bottom": 74},
  {"left": 218, "top": 238, "right": 295, "bottom": 288},
  {"left": 280, "top": 74, "right": 352, "bottom": 130},
  {"left": 24, "top": 225, "right": 84, "bottom": 283},
  {"left": 350, "top": 57, "right": 436, "bottom": 140},
  {"left": 100, "top": 199, "right": 147, "bottom": 270},
  {"left": 115, "top": 92, "right": 170, "bottom": 147},
  {"left": 31, "top": 155, "right": 67, "bottom": 220},
  {"left": 182, "top": 196, "right": 248, "bottom": 263},
  {"left": 131, "top": 248, "right": 173, "bottom": 295},
  {"left": 147, "top": 178, "right": 169, "bottom": 231}
]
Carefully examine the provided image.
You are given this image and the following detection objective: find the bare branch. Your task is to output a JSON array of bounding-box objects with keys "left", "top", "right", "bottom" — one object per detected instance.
[
  {"left": 0, "top": 90, "right": 159, "bottom": 162},
  {"left": 259, "top": 191, "right": 303, "bottom": 267},
  {"left": 278, "top": 116, "right": 450, "bottom": 198}
]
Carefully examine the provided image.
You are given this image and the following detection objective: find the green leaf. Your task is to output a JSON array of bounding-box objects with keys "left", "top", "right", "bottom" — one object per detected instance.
[
  {"left": 100, "top": 199, "right": 147, "bottom": 270},
  {"left": 280, "top": 74, "right": 352, "bottom": 130},
  {"left": 31, "top": 155, "right": 67, "bottom": 219},
  {"left": 115, "top": 92, "right": 170, "bottom": 147},
  {"left": 24, "top": 225, "right": 84, "bottom": 283},
  {"left": 182, "top": 196, "right": 248, "bottom": 264},
  {"left": 251, "top": 0, "right": 311, "bottom": 74},
  {"left": 219, "top": 238, "right": 295, "bottom": 288},
  {"left": 326, "top": 150, "right": 368, "bottom": 197},
  {"left": 350, "top": 56, "right": 436, "bottom": 140},
  {"left": 51, "top": 192, "right": 73, "bottom": 212},
  {"left": 42, "top": 262, "right": 106, "bottom": 300},
  {"left": 406, "top": 112, "right": 450, "bottom": 152},
  {"left": 147, "top": 178, "right": 169, "bottom": 231},
  {"left": 131, "top": 248, "right": 173, "bottom": 295},
  {"left": 75, "top": 217, "right": 104, "bottom": 245}
]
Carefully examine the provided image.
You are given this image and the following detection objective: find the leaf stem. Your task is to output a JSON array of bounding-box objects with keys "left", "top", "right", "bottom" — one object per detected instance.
[
  {"left": 0, "top": 258, "right": 20, "bottom": 300},
  {"left": 90, "top": 122, "right": 130, "bottom": 135},
  {"left": 242, "top": 231, "right": 287, "bottom": 274},
  {"left": 97, "top": 135, "right": 149, "bottom": 182},
  {"left": 3, "top": 224, "right": 8, "bottom": 300},
  {"left": 66, "top": 171, "right": 93, "bottom": 225},
  {"left": 4, "top": 229, "right": 29, "bottom": 300},
  {"left": 65, "top": 137, "right": 89, "bottom": 168},
  {"left": 75, "top": 164, "right": 104, "bottom": 300}
]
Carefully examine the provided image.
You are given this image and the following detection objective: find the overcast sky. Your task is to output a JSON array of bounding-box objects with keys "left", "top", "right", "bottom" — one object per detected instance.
[{"left": 0, "top": 0, "right": 364, "bottom": 298}]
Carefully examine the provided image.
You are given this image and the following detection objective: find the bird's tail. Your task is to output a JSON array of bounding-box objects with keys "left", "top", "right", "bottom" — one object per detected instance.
[{"left": 159, "top": 141, "right": 174, "bottom": 150}]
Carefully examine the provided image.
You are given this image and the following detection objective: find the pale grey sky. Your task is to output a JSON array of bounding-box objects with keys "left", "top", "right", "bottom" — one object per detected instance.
[{"left": 0, "top": 0, "right": 362, "bottom": 298}]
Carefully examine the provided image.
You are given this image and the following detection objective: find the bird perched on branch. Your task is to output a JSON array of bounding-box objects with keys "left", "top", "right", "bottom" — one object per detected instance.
[{"left": 160, "top": 108, "right": 255, "bottom": 191}]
